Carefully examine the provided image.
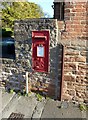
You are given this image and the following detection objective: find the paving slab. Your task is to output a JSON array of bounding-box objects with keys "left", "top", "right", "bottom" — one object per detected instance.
[
  {"left": 13, "top": 94, "right": 38, "bottom": 118},
  {"left": 2, "top": 91, "right": 15, "bottom": 111},
  {"left": 32, "top": 98, "right": 47, "bottom": 118},
  {"left": 41, "top": 99, "right": 87, "bottom": 119},
  {"left": 2, "top": 94, "right": 21, "bottom": 118},
  {"left": 41, "top": 99, "right": 61, "bottom": 118}
]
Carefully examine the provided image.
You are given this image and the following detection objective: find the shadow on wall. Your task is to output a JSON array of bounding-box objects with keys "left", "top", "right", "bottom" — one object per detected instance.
[{"left": 47, "top": 44, "right": 64, "bottom": 100}]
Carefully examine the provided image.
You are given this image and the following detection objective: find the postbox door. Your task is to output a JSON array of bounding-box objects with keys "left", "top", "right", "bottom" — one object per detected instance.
[{"left": 32, "top": 31, "right": 49, "bottom": 72}]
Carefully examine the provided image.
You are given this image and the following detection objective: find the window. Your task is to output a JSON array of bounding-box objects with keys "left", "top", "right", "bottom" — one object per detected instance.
[
  {"left": 0, "top": 38, "right": 15, "bottom": 59},
  {"left": 54, "top": 2, "right": 64, "bottom": 20}
]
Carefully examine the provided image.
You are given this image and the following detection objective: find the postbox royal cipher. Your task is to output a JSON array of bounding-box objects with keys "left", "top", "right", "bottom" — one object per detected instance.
[{"left": 32, "top": 31, "right": 49, "bottom": 73}]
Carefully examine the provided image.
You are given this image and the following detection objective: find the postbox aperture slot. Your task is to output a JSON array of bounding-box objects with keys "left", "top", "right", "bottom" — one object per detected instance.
[{"left": 34, "top": 36, "right": 46, "bottom": 40}]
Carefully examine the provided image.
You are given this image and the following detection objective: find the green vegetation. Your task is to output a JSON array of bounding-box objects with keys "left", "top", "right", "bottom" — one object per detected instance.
[
  {"left": 17, "top": 92, "right": 21, "bottom": 96},
  {"left": 17, "top": 90, "right": 27, "bottom": 96},
  {"left": 7, "top": 88, "right": 33, "bottom": 97},
  {"left": 1, "top": 1, "right": 44, "bottom": 37},
  {"left": 22, "top": 91, "right": 28, "bottom": 97},
  {"left": 79, "top": 104, "right": 88, "bottom": 111},
  {"left": 9, "top": 89, "right": 14, "bottom": 94},
  {"left": 36, "top": 93, "right": 43, "bottom": 102},
  {"left": 46, "top": 96, "right": 51, "bottom": 100}
]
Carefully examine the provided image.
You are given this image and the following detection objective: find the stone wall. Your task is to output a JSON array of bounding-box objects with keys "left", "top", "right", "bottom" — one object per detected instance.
[
  {"left": 58, "top": 2, "right": 88, "bottom": 102},
  {"left": 1, "top": 19, "right": 63, "bottom": 100}
]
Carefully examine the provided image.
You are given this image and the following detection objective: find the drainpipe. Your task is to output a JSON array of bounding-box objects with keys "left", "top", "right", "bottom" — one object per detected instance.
[{"left": 26, "top": 72, "right": 29, "bottom": 94}]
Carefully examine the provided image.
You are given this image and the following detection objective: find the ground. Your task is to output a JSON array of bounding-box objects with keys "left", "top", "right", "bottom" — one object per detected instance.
[{"left": 0, "top": 88, "right": 88, "bottom": 119}]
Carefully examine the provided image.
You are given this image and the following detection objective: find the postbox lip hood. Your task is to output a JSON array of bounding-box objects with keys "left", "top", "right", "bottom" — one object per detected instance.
[{"left": 32, "top": 30, "right": 50, "bottom": 38}]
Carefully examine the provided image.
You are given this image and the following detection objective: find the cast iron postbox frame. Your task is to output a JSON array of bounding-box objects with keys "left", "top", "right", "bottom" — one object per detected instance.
[{"left": 32, "top": 30, "right": 49, "bottom": 73}]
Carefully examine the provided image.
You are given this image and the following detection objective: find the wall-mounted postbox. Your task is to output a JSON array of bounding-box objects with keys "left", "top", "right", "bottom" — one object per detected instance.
[{"left": 32, "top": 31, "right": 49, "bottom": 73}]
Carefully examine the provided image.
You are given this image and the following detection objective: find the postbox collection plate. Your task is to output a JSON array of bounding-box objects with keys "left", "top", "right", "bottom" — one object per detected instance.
[{"left": 32, "top": 30, "right": 49, "bottom": 73}]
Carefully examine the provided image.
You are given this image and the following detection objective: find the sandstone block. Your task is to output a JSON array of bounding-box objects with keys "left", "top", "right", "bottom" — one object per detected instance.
[
  {"left": 64, "top": 75, "right": 76, "bottom": 81},
  {"left": 76, "top": 56, "right": 86, "bottom": 62},
  {"left": 62, "top": 94, "right": 73, "bottom": 101}
]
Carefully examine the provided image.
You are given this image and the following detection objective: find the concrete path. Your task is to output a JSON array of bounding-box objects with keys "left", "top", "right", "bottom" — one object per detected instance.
[
  {"left": 2, "top": 91, "right": 16, "bottom": 111},
  {"left": 41, "top": 99, "right": 87, "bottom": 119},
  {"left": 0, "top": 89, "right": 87, "bottom": 119}
]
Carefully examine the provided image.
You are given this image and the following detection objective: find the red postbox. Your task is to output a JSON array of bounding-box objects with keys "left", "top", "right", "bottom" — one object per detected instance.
[{"left": 32, "top": 30, "right": 49, "bottom": 73}]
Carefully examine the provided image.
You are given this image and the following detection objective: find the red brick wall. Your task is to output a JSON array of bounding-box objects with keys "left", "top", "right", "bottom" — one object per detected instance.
[
  {"left": 58, "top": 2, "right": 88, "bottom": 102},
  {"left": 58, "top": 2, "right": 88, "bottom": 40},
  {"left": 65, "top": 2, "right": 87, "bottom": 39}
]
